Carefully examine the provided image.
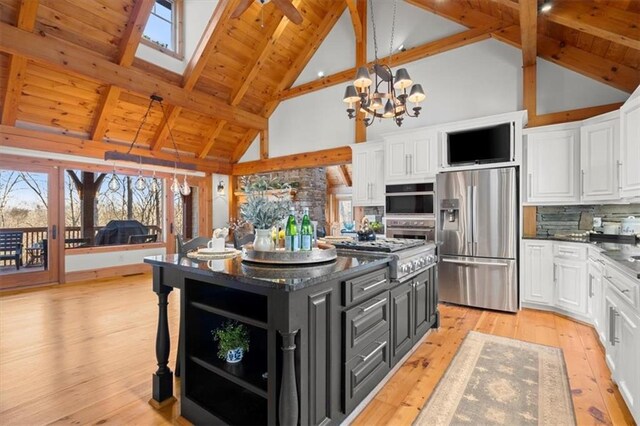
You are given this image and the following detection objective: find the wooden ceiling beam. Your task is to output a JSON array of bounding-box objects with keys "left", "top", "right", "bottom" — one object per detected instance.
[
  {"left": 1, "top": 0, "right": 39, "bottom": 126},
  {"left": 519, "top": 0, "right": 538, "bottom": 119},
  {"left": 232, "top": 146, "right": 352, "bottom": 176},
  {"left": 337, "top": 164, "right": 352, "bottom": 187},
  {"left": 276, "top": 26, "right": 498, "bottom": 101},
  {"left": 528, "top": 102, "right": 624, "bottom": 127},
  {"left": 345, "top": 0, "right": 363, "bottom": 42},
  {"left": 545, "top": 2, "right": 640, "bottom": 51},
  {"left": 0, "top": 125, "right": 232, "bottom": 174},
  {"left": 493, "top": 25, "right": 639, "bottom": 93},
  {"left": 197, "top": 119, "right": 227, "bottom": 159},
  {"left": 0, "top": 22, "right": 268, "bottom": 130},
  {"left": 91, "top": 0, "right": 155, "bottom": 141},
  {"left": 229, "top": 2, "right": 297, "bottom": 107},
  {"left": 151, "top": 0, "right": 236, "bottom": 152},
  {"left": 231, "top": 131, "right": 258, "bottom": 163}
]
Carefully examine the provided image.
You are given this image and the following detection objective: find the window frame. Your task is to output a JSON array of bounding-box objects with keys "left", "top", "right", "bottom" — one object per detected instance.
[{"left": 141, "top": 0, "right": 184, "bottom": 60}]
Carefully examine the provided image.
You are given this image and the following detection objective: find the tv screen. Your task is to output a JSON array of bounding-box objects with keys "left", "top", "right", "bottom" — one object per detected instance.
[{"left": 447, "top": 123, "right": 512, "bottom": 165}]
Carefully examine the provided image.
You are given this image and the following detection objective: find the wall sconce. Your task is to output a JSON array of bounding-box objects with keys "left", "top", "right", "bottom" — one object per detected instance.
[{"left": 217, "top": 180, "right": 225, "bottom": 195}]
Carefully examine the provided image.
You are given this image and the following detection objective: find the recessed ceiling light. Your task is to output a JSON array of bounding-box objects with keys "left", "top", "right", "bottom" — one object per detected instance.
[
  {"left": 317, "top": 71, "right": 325, "bottom": 78},
  {"left": 540, "top": 2, "right": 552, "bottom": 12},
  {"left": 398, "top": 44, "right": 406, "bottom": 52}
]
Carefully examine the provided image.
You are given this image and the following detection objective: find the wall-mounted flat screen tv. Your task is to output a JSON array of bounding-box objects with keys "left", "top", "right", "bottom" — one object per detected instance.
[{"left": 447, "top": 122, "right": 513, "bottom": 166}]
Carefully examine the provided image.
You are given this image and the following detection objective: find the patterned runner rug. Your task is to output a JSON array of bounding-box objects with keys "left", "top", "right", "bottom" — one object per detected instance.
[{"left": 414, "top": 331, "right": 576, "bottom": 426}]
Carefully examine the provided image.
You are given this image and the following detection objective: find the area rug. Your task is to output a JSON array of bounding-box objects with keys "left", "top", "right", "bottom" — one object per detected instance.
[{"left": 413, "top": 331, "right": 576, "bottom": 426}]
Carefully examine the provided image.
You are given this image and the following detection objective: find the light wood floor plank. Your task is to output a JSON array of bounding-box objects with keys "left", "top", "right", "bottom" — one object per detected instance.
[{"left": 0, "top": 276, "right": 634, "bottom": 425}]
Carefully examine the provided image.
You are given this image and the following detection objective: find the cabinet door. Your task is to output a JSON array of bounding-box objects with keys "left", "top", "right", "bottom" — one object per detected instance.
[
  {"left": 412, "top": 133, "right": 437, "bottom": 179},
  {"left": 521, "top": 241, "right": 554, "bottom": 305},
  {"left": 581, "top": 120, "right": 619, "bottom": 201},
  {"left": 615, "top": 306, "right": 639, "bottom": 416},
  {"left": 369, "top": 146, "right": 385, "bottom": 205},
  {"left": 352, "top": 150, "right": 371, "bottom": 206},
  {"left": 390, "top": 282, "right": 413, "bottom": 367},
  {"left": 554, "top": 259, "right": 587, "bottom": 315},
  {"left": 620, "top": 96, "right": 640, "bottom": 199},
  {"left": 385, "top": 139, "right": 409, "bottom": 182},
  {"left": 587, "top": 262, "right": 603, "bottom": 333},
  {"left": 603, "top": 289, "right": 619, "bottom": 373},
  {"left": 413, "top": 270, "right": 430, "bottom": 339},
  {"left": 526, "top": 129, "right": 580, "bottom": 203}
]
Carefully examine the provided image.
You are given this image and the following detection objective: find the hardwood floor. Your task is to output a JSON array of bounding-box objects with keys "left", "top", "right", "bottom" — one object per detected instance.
[{"left": 0, "top": 274, "right": 634, "bottom": 425}]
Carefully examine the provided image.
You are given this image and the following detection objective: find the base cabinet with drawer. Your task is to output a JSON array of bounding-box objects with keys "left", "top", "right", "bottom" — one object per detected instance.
[{"left": 389, "top": 267, "right": 438, "bottom": 366}]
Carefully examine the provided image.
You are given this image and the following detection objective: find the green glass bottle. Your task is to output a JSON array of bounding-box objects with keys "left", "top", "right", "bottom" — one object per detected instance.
[
  {"left": 285, "top": 207, "right": 299, "bottom": 252},
  {"left": 300, "top": 207, "right": 313, "bottom": 251}
]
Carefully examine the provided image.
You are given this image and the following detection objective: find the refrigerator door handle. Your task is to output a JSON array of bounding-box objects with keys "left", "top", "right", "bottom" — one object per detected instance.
[
  {"left": 466, "top": 185, "right": 473, "bottom": 252},
  {"left": 472, "top": 185, "right": 478, "bottom": 252},
  {"left": 441, "top": 258, "right": 510, "bottom": 268}
]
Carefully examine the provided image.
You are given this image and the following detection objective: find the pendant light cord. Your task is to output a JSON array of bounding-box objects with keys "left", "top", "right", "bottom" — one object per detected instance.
[
  {"left": 158, "top": 100, "right": 182, "bottom": 164},
  {"left": 126, "top": 97, "right": 155, "bottom": 154},
  {"left": 369, "top": 0, "right": 378, "bottom": 62}
]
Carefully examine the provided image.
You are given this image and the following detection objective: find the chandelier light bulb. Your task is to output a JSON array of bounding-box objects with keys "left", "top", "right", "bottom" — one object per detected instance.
[
  {"left": 135, "top": 172, "right": 147, "bottom": 191},
  {"left": 393, "top": 68, "right": 413, "bottom": 90},
  {"left": 150, "top": 171, "right": 159, "bottom": 193},
  {"left": 408, "top": 84, "right": 426, "bottom": 104},
  {"left": 108, "top": 173, "right": 120, "bottom": 192},
  {"left": 383, "top": 99, "right": 395, "bottom": 118},
  {"left": 171, "top": 174, "right": 180, "bottom": 193},
  {"left": 353, "top": 66, "right": 372, "bottom": 88},
  {"left": 180, "top": 175, "right": 191, "bottom": 196}
]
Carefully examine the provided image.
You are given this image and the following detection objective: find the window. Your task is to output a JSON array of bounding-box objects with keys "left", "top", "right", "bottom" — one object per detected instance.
[
  {"left": 142, "top": 0, "right": 183, "bottom": 58},
  {"left": 64, "top": 170, "right": 164, "bottom": 247},
  {"left": 338, "top": 198, "right": 353, "bottom": 227}
]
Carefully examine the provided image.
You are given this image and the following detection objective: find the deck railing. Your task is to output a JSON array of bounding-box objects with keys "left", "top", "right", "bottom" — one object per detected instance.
[{"left": 0, "top": 225, "right": 163, "bottom": 267}]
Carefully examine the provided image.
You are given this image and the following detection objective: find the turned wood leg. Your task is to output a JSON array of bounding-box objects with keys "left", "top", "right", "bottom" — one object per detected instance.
[
  {"left": 150, "top": 285, "right": 175, "bottom": 407},
  {"left": 278, "top": 330, "right": 299, "bottom": 426}
]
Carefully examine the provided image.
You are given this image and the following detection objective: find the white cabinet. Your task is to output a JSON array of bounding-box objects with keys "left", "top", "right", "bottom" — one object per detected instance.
[
  {"left": 521, "top": 241, "right": 554, "bottom": 305},
  {"left": 587, "top": 257, "right": 605, "bottom": 342},
  {"left": 384, "top": 130, "right": 437, "bottom": 184},
  {"left": 553, "top": 258, "right": 587, "bottom": 315},
  {"left": 620, "top": 94, "right": 640, "bottom": 199},
  {"left": 580, "top": 117, "right": 620, "bottom": 201},
  {"left": 352, "top": 142, "right": 384, "bottom": 206},
  {"left": 604, "top": 277, "right": 640, "bottom": 419},
  {"left": 525, "top": 127, "right": 580, "bottom": 203}
]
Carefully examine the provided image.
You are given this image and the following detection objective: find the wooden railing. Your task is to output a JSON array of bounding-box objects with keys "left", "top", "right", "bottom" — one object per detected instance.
[{"left": 0, "top": 225, "right": 163, "bottom": 267}]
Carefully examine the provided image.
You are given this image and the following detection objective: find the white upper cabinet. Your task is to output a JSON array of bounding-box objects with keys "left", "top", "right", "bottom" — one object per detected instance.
[
  {"left": 620, "top": 94, "right": 640, "bottom": 199},
  {"left": 352, "top": 141, "right": 385, "bottom": 207},
  {"left": 384, "top": 130, "right": 437, "bottom": 184},
  {"left": 580, "top": 115, "right": 620, "bottom": 201},
  {"left": 525, "top": 126, "right": 580, "bottom": 203}
]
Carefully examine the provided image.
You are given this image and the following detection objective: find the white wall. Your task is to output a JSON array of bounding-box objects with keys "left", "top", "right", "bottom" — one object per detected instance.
[
  {"left": 212, "top": 173, "right": 230, "bottom": 229},
  {"left": 65, "top": 247, "right": 166, "bottom": 272},
  {"left": 239, "top": 135, "right": 260, "bottom": 163},
  {"left": 135, "top": 0, "right": 218, "bottom": 74}
]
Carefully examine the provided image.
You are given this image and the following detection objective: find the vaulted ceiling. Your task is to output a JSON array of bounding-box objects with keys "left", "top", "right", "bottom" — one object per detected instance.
[{"left": 0, "top": 0, "right": 638, "bottom": 174}]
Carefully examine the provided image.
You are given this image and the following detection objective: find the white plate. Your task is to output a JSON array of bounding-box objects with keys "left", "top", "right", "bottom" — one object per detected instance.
[{"left": 198, "top": 247, "right": 237, "bottom": 255}]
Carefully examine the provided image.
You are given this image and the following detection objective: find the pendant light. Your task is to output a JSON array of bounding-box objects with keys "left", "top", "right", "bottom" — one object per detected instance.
[
  {"left": 108, "top": 163, "right": 120, "bottom": 192},
  {"left": 150, "top": 171, "right": 160, "bottom": 193},
  {"left": 180, "top": 174, "right": 191, "bottom": 196},
  {"left": 171, "top": 171, "right": 181, "bottom": 194},
  {"left": 134, "top": 156, "right": 146, "bottom": 191}
]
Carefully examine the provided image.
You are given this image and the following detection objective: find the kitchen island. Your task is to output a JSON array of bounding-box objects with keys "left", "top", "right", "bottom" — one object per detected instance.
[{"left": 144, "top": 251, "right": 438, "bottom": 425}]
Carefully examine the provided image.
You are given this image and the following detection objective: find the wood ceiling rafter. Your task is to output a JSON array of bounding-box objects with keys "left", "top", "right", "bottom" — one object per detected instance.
[
  {"left": 338, "top": 164, "right": 352, "bottom": 186},
  {"left": 231, "top": 0, "right": 347, "bottom": 164},
  {"left": 345, "top": 0, "right": 363, "bottom": 42},
  {"left": 1, "top": 0, "right": 39, "bottom": 126},
  {"left": 406, "top": 0, "right": 639, "bottom": 93},
  {"left": 91, "top": 0, "right": 155, "bottom": 141},
  {"left": 197, "top": 119, "right": 227, "bottom": 159},
  {"left": 276, "top": 25, "right": 500, "bottom": 101},
  {"left": 229, "top": 0, "right": 301, "bottom": 107},
  {"left": 0, "top": 22, "right": 268, "bottom": 130},
  {"left": 151, "top": 0, "right": 237, "bottom": 152}
]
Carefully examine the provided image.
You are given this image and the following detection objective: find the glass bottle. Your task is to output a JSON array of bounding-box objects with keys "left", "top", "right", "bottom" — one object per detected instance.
[
  {"left": 285, "top": 208, "right": 299, "bottom": 252},
  {"left": 300, "top": 208, "right": 313, "bottom": 251}
]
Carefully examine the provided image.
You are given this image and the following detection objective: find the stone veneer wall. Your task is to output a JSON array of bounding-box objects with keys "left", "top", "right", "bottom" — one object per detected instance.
[
  {"left": 238, "top": 168, "right": 327, "bottom": 231},
  {"left": 536, "top": 204, "right": 640, "bottom": 236}
]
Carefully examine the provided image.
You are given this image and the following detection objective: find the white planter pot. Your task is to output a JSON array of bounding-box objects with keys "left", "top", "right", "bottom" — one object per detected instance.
[
  {"left": 226, "top": 347, "right": 244, "bottom": 363},
  {"left": 253, "top": 229, "right": 274, "bottom": 251}
]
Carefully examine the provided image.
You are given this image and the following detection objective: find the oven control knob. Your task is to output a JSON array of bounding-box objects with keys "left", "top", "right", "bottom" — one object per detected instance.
[
  {"left": 426, "top": 255, "right": 434, "bottom": 264},
  {"left": 413, "top": 260, "right": 420, "bottom": 268}
]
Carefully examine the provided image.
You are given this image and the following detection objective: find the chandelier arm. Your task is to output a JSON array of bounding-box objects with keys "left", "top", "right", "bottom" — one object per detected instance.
[{"left": 126, "top": 97, "right": 155, "bottom": 154}]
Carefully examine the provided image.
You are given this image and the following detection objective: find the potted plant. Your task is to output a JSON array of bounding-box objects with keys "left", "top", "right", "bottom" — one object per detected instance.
[{"left": 211, "top": 320, "right": 250, "bottom": 363}]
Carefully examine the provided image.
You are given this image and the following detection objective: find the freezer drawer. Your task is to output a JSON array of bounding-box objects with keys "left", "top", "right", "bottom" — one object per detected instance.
[{"left": 438, "top": 256, "right": 518, "bottom": 312}]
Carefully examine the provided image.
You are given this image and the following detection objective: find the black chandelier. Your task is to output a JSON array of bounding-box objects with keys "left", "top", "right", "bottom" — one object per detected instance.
[{"left": 342, "top": 0, "right": 425, "bottom": 127}]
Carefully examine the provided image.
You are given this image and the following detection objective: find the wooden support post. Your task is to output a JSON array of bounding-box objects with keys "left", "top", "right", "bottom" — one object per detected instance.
[
  {"left": 354, "top": 0, "right": 367, "bottom": 143},
  {"left": 260, "top": 128, "right": 269, "bottom": 160},
  {"left": 278, "top": 329, "right": 299, "bottom": 426},
  {"left": 520, "top": 0, "right": 538, "bottom": 120},
  {"left": 149, "top": 268, "right": 176, "bottom": 408},
  {"left": 523, "top": 64, "right": 537, "bottom": 120}
]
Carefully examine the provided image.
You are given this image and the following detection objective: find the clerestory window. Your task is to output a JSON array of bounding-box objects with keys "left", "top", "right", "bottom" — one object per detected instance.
[{"left": 142, "top": 0, "right": 183, "bottom": 59}]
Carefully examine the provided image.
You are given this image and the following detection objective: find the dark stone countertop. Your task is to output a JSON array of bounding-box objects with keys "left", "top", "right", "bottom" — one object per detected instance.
[
  {"left": 144, "top": 252, "right": 393, "bottom": 291},
  {"left": 523, "top": 235, "right": 640, "bottom": 280}
]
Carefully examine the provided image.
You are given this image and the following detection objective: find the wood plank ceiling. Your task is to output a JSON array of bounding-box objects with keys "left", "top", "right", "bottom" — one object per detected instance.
[{"left": 0, "top": 0, "right": 639, "bottom": 173}]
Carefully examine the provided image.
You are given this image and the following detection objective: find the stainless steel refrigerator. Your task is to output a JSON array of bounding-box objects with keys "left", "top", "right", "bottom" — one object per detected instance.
[{"left": 436, "top": 167, "right": 518, "bottom": 312}]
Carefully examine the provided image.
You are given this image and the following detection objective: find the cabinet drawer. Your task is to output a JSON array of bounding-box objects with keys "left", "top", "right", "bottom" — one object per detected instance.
[
  {"left": 344, "top": 331, "right": 390, "bottom": 413},
  {"left": 604, "top": 264, "right": 639, "bottom": 312},
  {"left": 554, "top": 243, "right": 587, "bottom": 261},
  {"left": 344, "top": 293, "right": 389, "bottom": 361},
  {"left": 343, "top": 269, "right": 389, "bottom": 306}
]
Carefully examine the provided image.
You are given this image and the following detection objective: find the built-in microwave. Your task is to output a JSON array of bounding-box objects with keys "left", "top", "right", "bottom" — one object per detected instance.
[{"left": 385, "top": 183, "right": 434, "bottom": 215}]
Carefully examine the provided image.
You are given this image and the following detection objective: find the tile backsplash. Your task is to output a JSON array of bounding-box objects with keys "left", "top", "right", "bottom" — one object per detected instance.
[{"left": 536, "top": 204, "right": 640, "bottom": 236}]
